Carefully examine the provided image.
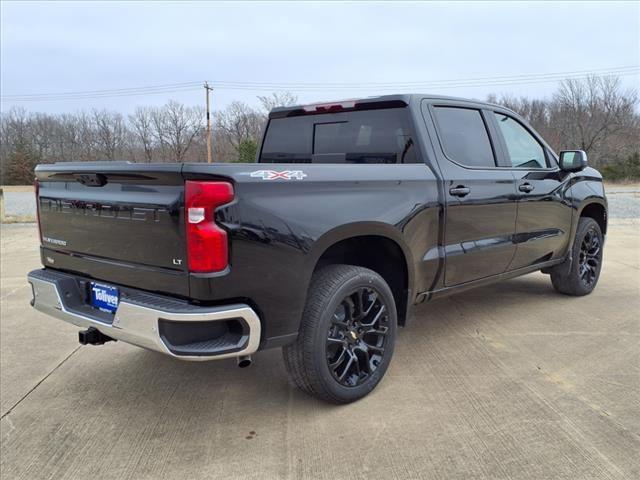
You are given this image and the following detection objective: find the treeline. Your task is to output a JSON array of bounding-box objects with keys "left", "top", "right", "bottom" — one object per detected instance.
[
  {"left": 0, "top": 92, "right": 296, "bottom": 184},
  {"left": 1, "top": 78, "right": 638, "bottom": 184},
  {"left": 487, "top": 76, "right": 639, "bottom": 181}
]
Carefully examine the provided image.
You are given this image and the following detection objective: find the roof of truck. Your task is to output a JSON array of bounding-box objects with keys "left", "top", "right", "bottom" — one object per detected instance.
[{"left": 269, "top": 94, "right": 507, "bottom": 118}]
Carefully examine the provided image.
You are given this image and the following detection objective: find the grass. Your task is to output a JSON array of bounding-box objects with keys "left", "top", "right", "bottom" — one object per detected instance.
[{"left": 1, "top": 185, "right": 34, "bottom": 193}]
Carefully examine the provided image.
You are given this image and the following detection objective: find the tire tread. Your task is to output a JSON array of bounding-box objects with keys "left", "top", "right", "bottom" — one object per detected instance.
[
  {"left": 282, "top": 265, "right": 395, "bottom": 403},
  {"left": 550, "top": 217, "right": 602, "bottom": 296}
]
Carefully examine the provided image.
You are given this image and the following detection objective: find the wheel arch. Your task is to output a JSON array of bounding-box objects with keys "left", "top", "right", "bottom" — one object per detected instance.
[
  {"left": 307, "top": 223, "right": 414, "bottom": 326},
  {"left": 579, "top": 201, "right": 607, "bottom": 235}
]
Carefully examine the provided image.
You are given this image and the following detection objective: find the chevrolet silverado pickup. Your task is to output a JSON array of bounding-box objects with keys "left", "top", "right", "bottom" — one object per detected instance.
[{"left": 28, "top": 94, "right": 607, "bottom": 403}]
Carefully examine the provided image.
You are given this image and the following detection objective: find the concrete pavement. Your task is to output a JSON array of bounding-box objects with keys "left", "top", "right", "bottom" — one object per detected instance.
[{"left": 1, "top": 223, "right": 639, "bottom": 479}]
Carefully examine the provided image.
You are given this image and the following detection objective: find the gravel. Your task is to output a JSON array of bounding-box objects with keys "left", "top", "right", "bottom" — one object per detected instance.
[
  {"left": 2, "top": 191, "right": 37, "bottom": 219},
  {"left": 2, "top": 186, "right": 638, "bottom": 220},
  {"left": 607, "top": 190, "right": 639, "bottom": 220}
]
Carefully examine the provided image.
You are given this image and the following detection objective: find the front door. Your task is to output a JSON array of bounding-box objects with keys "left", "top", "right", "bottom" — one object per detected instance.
[
  {"left": 424, "top": 103, "right": 518, "bottom": 286},
  {"left": 489, "top": 111, "right": 573, "bottom": 269}
]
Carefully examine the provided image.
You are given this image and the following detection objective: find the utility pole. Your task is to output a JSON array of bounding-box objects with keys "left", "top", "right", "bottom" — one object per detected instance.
[{"left": 204, "top": 82, "right": 213, "bottom": 163}]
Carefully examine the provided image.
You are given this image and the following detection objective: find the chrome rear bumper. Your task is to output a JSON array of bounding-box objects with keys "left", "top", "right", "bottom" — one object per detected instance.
[{"left": 27, "top": 269, "right": 261, "bottom": 361}]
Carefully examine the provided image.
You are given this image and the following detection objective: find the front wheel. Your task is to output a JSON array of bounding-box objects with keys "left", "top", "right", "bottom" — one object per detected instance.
[
  {"left": 550, "top": 217, "right": 604, "bottom": 296},
  {"left": 282, "top": 265, "right": 397, "bottom": 403}
]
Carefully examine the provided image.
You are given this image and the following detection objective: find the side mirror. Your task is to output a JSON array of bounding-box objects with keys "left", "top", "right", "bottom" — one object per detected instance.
[{"left": 559, "top": 150, "right": 587, "bottom": 172}]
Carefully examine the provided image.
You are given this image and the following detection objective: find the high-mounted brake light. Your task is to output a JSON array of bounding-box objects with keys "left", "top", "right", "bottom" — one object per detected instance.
[
  {"left": 302, "top": 100, "right": 356, "bottom": 113},
  {"left": 185, "top": 181, "right": 234, "bottom": 273},
  {"left": 269, "top": 98, "right": 408, "bottom": 119}
]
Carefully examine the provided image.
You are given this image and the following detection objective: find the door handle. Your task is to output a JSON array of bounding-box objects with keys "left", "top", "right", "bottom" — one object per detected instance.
[
  {"left": 519, "top": 183, "right": 535, "bottom": 193},
  {"left": 449, "top": 186, "right": 470, "bottom": 197}
]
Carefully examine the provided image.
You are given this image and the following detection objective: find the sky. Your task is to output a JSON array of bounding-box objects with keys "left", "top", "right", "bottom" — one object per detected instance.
[{"left": 1, "top": 1, "right": 639, "bottom": 115}]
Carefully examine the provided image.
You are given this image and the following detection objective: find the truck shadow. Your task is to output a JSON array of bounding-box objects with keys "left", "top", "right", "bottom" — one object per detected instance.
[{"left": 81, "top": 272, "right": 565, "bottom": 413}]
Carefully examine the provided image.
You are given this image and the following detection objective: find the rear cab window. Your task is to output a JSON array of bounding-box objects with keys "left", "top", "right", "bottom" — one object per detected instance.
[{"left": 259, "top": 107, "right": 419, "bottom": 164}]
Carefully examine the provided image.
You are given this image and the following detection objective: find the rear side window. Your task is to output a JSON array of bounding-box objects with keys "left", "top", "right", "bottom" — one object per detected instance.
[
  {"left": 259, "top": 108, "right": 418, "bottom": 164},
  {"left": 493, "top": 113, "right": 547, "bottom": 168},
  {"left": 259, "top": 116, "right": 313, "bottom": 163},
  {"left": 432, "top": 107, "right": 495, "bottom": 168}
]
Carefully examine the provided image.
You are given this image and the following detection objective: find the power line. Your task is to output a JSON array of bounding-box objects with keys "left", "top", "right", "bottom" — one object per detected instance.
[
  {"left": 199, "top": 65, "right": 640, "bottom": 88},
  {"left": 2, "top": 86, "right": 203, "bottom": 102},
  {"left": 0, "top": 81, "right": 202, "bottom": 99},
  {"left": 209, "top": 68, "right": 640, "bottom": 92},
  {"left": 6, "top": 66, "right": 639, "bottom": 99},
  {"left": 4, "top": 65, "right": 637, "bottom": 97},
  {"left": 2, "top": 66, "right": 638, "bottom": 102}
]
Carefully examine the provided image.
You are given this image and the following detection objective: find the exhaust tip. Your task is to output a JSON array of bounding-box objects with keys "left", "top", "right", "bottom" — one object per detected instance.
[{"left": 237, "top": 355, "right": 252, "bottom": 368}]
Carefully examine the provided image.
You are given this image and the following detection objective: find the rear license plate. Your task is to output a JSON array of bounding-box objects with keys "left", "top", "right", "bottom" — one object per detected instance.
[{"left": 90, "top": 282, "right": 119, "bottom": 313}]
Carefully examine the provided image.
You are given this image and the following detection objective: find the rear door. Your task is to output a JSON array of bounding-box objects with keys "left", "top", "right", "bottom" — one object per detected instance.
[
  {"left": 423, "top": 101, "right": 518, "bottom": 286},
  {"left": 489, "top": 111, "right": 573, "bottom": 269}
]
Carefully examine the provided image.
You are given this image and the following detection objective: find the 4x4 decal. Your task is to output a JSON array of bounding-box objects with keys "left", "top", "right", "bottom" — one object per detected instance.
[{"left": 250, "top": 170, "right": 307, "bottom": 180}]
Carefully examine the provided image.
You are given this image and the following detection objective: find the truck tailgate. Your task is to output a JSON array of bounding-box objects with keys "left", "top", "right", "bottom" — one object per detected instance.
[{"left": 36, "top": 163, "right": 188, "bottom": 289}]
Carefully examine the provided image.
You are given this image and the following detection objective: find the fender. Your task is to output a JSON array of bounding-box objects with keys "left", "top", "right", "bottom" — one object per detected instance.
[
  {"left": 304, "top": 221, "right": 416, "bottom": 323},
  {"left": 307, "top": 222, "right": 413, "bottom": 279},
  {"left": 568, "top": 170, "right": 608, "bottom": 243}
]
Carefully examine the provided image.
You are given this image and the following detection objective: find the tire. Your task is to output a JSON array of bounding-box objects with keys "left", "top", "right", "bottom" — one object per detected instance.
[
  {"left": 282, "top": 265, "right": 397, "bottom": 404},
  {"left": 550, "top": 217, "right": 604, "bottom": 296}
]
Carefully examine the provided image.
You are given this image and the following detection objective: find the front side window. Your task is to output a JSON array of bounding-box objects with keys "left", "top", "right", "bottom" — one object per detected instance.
[
  {"left": 494, "top": 113, "right": 547, "bottom": 168},
  {"left": 432, "top": 107, "right": 495, "bottom": 168}
]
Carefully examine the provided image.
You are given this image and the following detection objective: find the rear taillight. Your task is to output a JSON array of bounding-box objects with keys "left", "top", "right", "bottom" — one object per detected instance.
[
  {"left": 184, "top": 180, "right": 234, "bottom": 273},
  {"left": 34, "top": 179, "right": 42, "bottom": 243}
]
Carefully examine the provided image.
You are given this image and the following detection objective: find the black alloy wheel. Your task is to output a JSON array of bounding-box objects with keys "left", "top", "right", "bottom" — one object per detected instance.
[
  {"left": 578, "top": 227, "right": 601, "bottom": 288},
  {"left": 282, "top": 265, "right": 398, "bottom": 403},
  {"left": 550, "top": 217, "right": 604, "bottom": 296},
  {"left": 325, "top": 287, "right": 390, "bottom": 387}
]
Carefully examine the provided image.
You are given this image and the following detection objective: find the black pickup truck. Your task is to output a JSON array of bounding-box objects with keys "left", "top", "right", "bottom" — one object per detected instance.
[{"left": 28, "top": 94, "right": 607, "bottom": 403}]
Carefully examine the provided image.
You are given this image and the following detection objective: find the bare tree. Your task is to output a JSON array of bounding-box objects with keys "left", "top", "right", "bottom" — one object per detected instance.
[
  {"left": 0, "top": 107, "right": 30, "bottom": 181},
  {"left": 487, "top": 94, "right": 558, "bottom": 147},
  {"left": 215, "top": 101, "right": 263, "bottom": 152},
  {"left": 3, "top": 84, "right": 634, "bottom": 183},
  {"left": 0, "top": 107, "right": 29, "bottom": 150},
  {"left": 553, "top": 76, "right": 637, "bottom": 159},
  {"left": 76, "top": 112, "right": 98, "bottom": 161},
  {"left": 257, "top": 91, "right": 298, "bottom": 112},
  {"left": 129, "top": 106, "right": 155, "bottom": 162},
  {"left": 28, "top": 113, "right": 57, "bottom": 160},
  {"left": 4, "top": 138, "right": 40, "bottom": 184},
  {"left": 57, "top": 113, "right": 84, "bottom": 162},
  {"left": 93, "top": 109, "right": 127, "bottom": 160},
  {"left": 488, "top": 76, "right": 638, "bottom": 168},
  {"left": 151, "top": 101, "right": 204, "bottom": 162}
]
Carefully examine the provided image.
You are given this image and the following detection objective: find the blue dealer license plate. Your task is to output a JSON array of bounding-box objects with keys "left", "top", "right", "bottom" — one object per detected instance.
[{"left": 90, "top": 282, "right": 119, "bottom": 313}]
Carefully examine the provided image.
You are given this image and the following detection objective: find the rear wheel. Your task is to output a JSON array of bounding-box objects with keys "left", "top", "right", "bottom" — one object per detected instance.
[
  {"left": 550, "top": 217, "right": 603, "bottom": 296},
  {"left": 283, "top": 265, "right": 397, "bottom": 403}
]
